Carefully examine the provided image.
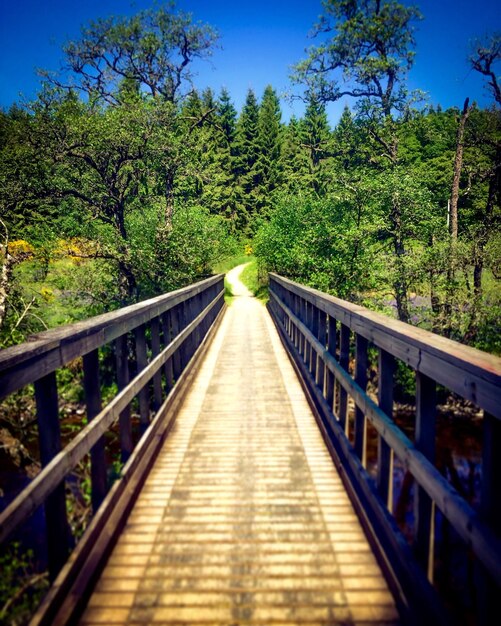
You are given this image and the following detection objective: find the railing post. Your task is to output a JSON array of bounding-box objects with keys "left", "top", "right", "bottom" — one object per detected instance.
[
  {"left": 298, "top": 297, "right": 305, "bottom": 357},
  {"left": 162, "top": 310, "right": 174, "bottom": 393},
  {"left": 34, "top": 373, "right": 70, "bottom": 581},
  {"left": 150, "top": 317, "right": 163, "bottom": 411},
  {"left": 414, "top": 371, "right": 436, "bottom": 581},
  {"left": 134, "top": 324, "right": 150, "bottom": 433},
  {"left": 338, "top": 324, "right": 350, "bottom": 433},
  {"left": 115, "top": 335, "right": 133, "bottom": 462},
  {"left": 303, "top": 301, "right": 310, "bottom": 366},
  {"left": 325, "top": 316, "right": 336, "bottom": 411},
  {"left": 377, "top": 349, "right": 395, "bottom": 510},
  {"left": 82, "top": 349, "right": 107, "bottom": 513},
  {"left": 317, "top": 309, "right": 326, "bottom": 391},
  {"left": 311, "top": 305, "right": 319, "bottom": 379},
  {"left": 354, "top": 334, "right": 368, "bottom": 465},
  {"left": 171, "top": 304, "right": 182, "bottom": 380},
  {"left": 476, "top": 412, "right": 501, "bottom": 625}
]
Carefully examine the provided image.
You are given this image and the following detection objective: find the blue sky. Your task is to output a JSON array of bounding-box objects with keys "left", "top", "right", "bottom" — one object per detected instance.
[{"left": 0, "top": 0, "right": 499, "bottom": 124}]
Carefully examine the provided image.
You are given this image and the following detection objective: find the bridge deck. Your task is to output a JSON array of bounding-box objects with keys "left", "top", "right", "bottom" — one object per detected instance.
[{"left": 79, "top": 267, "right": 399, "bottom": 625}]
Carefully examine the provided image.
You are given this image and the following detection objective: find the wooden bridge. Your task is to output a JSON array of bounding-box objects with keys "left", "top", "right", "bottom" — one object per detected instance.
[{"left": 0, "top": 266, "right": 500, "bottom": 625}]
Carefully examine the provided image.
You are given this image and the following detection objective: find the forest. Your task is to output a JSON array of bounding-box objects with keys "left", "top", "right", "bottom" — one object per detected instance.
[
  {"left": 0, "top": 1, "right": 500, "bottom": 354},
  {"left": 0, "top": 1, "right": 500, "bottom": 621}
]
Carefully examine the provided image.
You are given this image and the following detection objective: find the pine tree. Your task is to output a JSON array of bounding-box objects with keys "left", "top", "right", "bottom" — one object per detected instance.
[
  {"left": 257, "top": 85, "right": 284, "bottom": 210},
  {"left": 299, "top": 94, "right": 332, "bottom": 194},
  {"left": 234, "top": 89, "right": 261, "bottom": 229}
]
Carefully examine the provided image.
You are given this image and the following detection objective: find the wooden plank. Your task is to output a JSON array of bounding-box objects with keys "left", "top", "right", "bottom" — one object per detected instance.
[
  {"left": 414, "top": 372, "right": 436, "bottom": 581},
  {"left": 354, "top": 334, "right": 368, "bottom": 466},
  {"left": 114, "top": 335, "right": 133, "bottom": 462},
  {"left": 377, "top": 349, "right": 395, "bottom": 510},
  {"left": 34, "top": 373, "right": 70, "bottom": 581},
  {"left": 82, "top": 350, "right": 107, "bottom": 513}
]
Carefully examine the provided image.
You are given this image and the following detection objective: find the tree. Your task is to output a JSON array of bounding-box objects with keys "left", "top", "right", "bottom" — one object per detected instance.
[
  {"left": 234, "top": 89, "right": 261, "bottom": 229},
  {"left": 256, "top": 85, "right": 284, "bottom": 209},
  {"left": 470, "top": 34, "right": 501, "bottom": 107},
  {"left": 43, "top": 4, "right": 219, "bottom": 104},
  {"left": 292, "top": 0, "right": 423, "bottom": 322},
  {"left": 299, "top": 93, "right": 332, "bottom": 194},
  {"left": 293, "top": 0, "right": 421, "bottom": 119}
]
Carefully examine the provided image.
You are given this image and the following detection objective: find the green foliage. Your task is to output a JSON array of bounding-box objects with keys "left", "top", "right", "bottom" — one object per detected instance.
[
  {"left": 238, "top": 257, "right": 269, "bottom": 302},
  {"left": 0, "top": 542, "right": 48, "bottom": 626}
]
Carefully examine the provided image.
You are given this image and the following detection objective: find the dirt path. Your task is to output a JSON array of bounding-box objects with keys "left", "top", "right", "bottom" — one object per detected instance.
[{"left": 225, "top": 262, "right": 252, "bottom": 297}]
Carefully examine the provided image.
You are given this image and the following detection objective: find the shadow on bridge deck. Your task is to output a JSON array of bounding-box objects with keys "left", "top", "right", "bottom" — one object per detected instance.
[{"left": 79, "top": 271, "right": 398, "bottom": 625}]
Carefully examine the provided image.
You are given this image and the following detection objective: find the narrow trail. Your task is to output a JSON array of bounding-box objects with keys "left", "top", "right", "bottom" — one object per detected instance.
[{"left": 225, "top": 262, "right": 253, "bottom": 298}]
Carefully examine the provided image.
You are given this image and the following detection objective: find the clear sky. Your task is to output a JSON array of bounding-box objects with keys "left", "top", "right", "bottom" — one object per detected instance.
[{"left": 0, "top": 0, "right": 500, "bottom": 124}]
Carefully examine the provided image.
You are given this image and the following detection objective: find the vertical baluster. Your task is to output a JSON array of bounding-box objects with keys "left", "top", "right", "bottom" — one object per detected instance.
[
  {"left": 338, "top": 324, "right": 350, "bottom": 433},
  {"left": 150, "top": 317, "right": 163, "bottom": 410},
  {"left": 298, "top": 298, "right": 305, "bottom": 357},
  {"left": 354, "top": 334, "right": 368, "bottom": 465},
  {"left": 171, "top": 304, "right": 182, "bottom": 380},
  {"left": 294, "top": 295, "right": 298, "bottom": 353},
  {"left": 82, "top": 349, "right": 107, "bottom": 513},
  {"left": 311, "top": 305, "right": 319, "bottom": 378},
  {"left": 325, "top": 316, "right": 337, "bottom": 411},
  {"left": 178, "top": 301, "right": 189, "bottom": 370},
  {"left": 303, "top": 301, "right": 311, "bottom": 365},
  {"left": 115, "top": 335, "right": 132, "bottom": 461},
  {"left": 34, "top": 373, "right": 70, "bottom": 581},
  {"left": 377, "top": 349, "right": 395, "bottom": 509},
  {"left": 317, "top": 309, "right": 326, "bottom": 391},
  {"left": 414, "top": 371, "right": 436, "bottom": 581},
  {"left": 134, "top": 324, "right": 150, "bottom": 433},
  {"left": 162, "top": 310, "right": 174, "bottom": 393}
]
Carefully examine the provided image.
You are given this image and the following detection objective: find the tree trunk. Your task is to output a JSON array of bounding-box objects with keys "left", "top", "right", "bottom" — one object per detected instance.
[
  {"left": 390, "top": 194, "right": 410, "bottom": 324},
  {"left": 443, "top": 97, "right": 472, "bottom": 336}
]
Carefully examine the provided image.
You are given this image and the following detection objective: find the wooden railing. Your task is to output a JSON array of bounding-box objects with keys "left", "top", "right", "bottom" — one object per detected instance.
[
  {"left": 269, "top": 273, "right": 501, "bottom": 626},
  {"left": 0, "top": 275, "right": 224, "bottom": 617}
]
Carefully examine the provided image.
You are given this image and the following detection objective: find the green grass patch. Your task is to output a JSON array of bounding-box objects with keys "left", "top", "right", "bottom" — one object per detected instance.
[{"left": 238, "top": 258, "right": 269, "bottom": 303}]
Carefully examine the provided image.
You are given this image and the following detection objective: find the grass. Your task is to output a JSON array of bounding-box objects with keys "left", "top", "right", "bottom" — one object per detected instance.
[
  {"left": 238, "top": 257, "right": 269, "bottom": 303},
  {"left": 212, "top": 253, "right": 252, "bottom": 275}
]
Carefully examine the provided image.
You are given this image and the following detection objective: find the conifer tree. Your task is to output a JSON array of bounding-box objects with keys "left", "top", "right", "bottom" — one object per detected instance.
[
  {"left": 299, "top": 94, "right": 332, "bottom": 194},
  {"left": 234, "top": 89, "right": 261, "bottom": 229},
  {"left": 257, "top": 85, "right": 284, "bottom": 205}
]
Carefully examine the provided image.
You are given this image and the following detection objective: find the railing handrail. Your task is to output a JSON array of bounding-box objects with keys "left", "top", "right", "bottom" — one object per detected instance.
[
  {"left": 0, "top": 274, "right": 223, "bottom": 400},
  {"left": 270, "top": 273, "right": 501, "bottom": 419}
]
